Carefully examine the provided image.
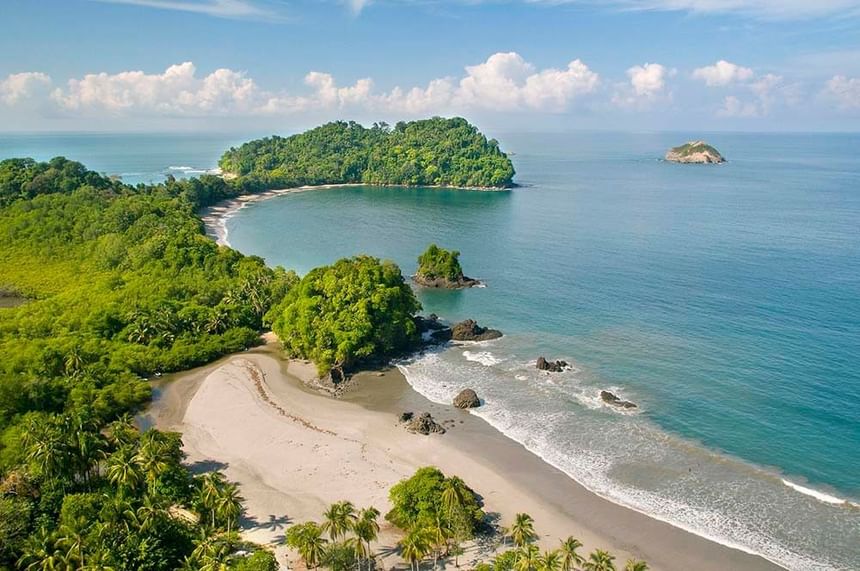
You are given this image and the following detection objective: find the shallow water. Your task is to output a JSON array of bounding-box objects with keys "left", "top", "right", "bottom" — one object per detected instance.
[{"left": 225, "top": 132, "right": 860, "bottom": 571}]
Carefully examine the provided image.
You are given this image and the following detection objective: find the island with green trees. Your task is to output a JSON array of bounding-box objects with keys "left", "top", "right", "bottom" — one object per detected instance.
[
  {"left": 414, "top": 243, "right": 481, "bottom": 288},
  {"left": 664, "top": 141, "right": 726, "bottom": 164},
  {"left": 219, "top": 117, "right": 516, "bottom": 191}
]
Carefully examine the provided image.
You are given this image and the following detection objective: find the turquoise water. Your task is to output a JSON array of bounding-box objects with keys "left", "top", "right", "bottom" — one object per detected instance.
[{"left": 2, "top": 132, "right": 858, "bottom": 570}]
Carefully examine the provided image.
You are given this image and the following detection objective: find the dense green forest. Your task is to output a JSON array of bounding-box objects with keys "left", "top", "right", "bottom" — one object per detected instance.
[
  {"left": 416, "top": 244, "right": 466, "bottom": 282},
  {"left": 219, "top": 117, "right": 516, "bottom": 190},
  {"left": 0, "top": 157, "right": 294, "bottom": 569},
  {"left": 265, "top": 256, "right": 422, "bottom": 376}
]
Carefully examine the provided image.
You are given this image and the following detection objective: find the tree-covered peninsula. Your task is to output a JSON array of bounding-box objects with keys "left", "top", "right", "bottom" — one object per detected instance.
[
  {"left": 0, "top": 157, "right": 294, "bottom": 569},
  {"left": 219, "top": 117, "right": 516, "bottom": 190}
]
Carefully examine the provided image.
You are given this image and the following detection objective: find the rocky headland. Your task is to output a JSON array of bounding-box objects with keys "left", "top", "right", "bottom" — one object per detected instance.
[{"left": 665, "top": 141, "right": 726, "bottom": 164}]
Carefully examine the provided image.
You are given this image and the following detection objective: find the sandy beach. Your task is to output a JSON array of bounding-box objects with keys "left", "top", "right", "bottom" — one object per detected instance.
[{"left": 145, "top": 340, "right": 784, "bottom": 571}]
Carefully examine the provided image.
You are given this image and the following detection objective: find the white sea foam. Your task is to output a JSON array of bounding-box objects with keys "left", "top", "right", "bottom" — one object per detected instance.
[
  {"left": 396, "top": 350, "right": 853, "bottom": 571},
  {"left": 782, "top": 479, "right": 857, "bottom": 507},
  {"left": 462, "top": 350, "right": 502, "bottom": 366}
]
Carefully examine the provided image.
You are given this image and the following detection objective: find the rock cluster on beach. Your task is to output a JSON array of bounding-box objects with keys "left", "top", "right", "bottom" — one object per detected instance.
[
  {"left": 665, "top": 141, "right": 726, "bottom": 164},
  {"left": 536, "top": 356, "right": 569, "bottom": 372},
  {"left": 600, "top": 390, "right": 637, "bottom": 409},
  {"left": 401, "top": 412, "right": 447, "bottom": 435},
  {"left": 431, "top": 319, "right": 503, "bottom": 343},
  {"left": 453, "top": 389, "right": 481, "bottom": 409},
  {"left": 413, "top": 274, "right": 482, "bottom": 289}
]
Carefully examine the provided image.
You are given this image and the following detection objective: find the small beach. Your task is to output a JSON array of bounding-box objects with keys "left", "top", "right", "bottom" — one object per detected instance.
[{"left": 145, "top": 339, "right": 784, "bottom": 571}]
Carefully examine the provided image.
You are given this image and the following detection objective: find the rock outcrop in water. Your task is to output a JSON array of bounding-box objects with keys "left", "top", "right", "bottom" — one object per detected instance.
[
  {"left": 536, "top": 357, "right": 569, "bottom": 372},
  {"left": 404, "top": 412, "right": 446, "bottom": 435},
  {"left": 600, "top": 390, "right": 637, "bottom": 409},
  {"left": 453, "top": 389, "right": 481, "bottom": 409},
  {"left": 665, "top": 141, "right": 726, "bottom": 164},
  {"left": 414, "top": 244, "right": 481, "bottom": 289},
  {"left": 431, "top": 319, "right": 503, "bottom": 342}
]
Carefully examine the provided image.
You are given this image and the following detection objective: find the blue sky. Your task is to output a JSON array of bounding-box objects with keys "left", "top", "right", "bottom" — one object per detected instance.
[{"left": 2, "top": 0, "right": 860, "bottom": 132}]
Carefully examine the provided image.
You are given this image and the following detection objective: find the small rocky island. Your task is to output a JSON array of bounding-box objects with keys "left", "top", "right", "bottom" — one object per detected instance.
[
  {"left": 665, "top": 141, "right": 726, "bottom": 164},
  {"left": 414, "top": 244, "right": 480, "bottom": 289}
]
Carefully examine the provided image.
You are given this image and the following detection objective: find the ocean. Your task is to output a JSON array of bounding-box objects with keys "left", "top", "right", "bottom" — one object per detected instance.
[{"left": 2, "top": 130, "right": 858, "bottom": 571}]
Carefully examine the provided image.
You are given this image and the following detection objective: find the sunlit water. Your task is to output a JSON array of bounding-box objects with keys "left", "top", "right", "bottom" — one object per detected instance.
[{"left": 3, "top": 131, "right": 858, "bottom": 570}]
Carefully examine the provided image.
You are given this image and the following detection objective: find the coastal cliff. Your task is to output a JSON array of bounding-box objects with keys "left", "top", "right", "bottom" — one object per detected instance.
[{"left": 665, "top": 141, "right": 726, "bottom": 164}]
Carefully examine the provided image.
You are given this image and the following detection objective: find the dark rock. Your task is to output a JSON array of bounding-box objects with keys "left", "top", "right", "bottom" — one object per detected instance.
[
  {"left": 536, "top": 356, "right": 569, "bottom": 372},
  {"left": 453, "top": 389, "right": 481, "bottom": 409},
  {"left": 413, "top": 274, "right": 481, "bottom": 289},
  {"left": 406, "top": 412, "right": 446, "bottom": 435},
  {"left": 600, "top": 390, "right": 637, "bottom": 409},
  {"left": 438, "top": 319, "right": 502, "bottom": 342},
  {"left": 415, "top": 314, "right": 447, "bottom": 333},
  {"left": 399, "top": 411, "right": 414, "bottom": 423}
]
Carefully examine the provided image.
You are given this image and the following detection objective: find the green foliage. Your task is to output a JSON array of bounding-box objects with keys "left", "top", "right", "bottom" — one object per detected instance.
[
  {"left": 231, "top": 549, "right": 279, "bottom": 571},
  {"left": 219, "top": 117, "right": 515, "bottom": 190},
  {"left": 0, "top": 156, "right": 121, "bottom": 208},
  {"left": 416, "top": 244, "right": 465, "bottom": 281},
  {"left": 386, "top": 467, "right": 484, "bottom": 538},
  {"left": 266, "top": 255, "right": 421, "bottom": 375},
  {"left": 669, "top": 141, "right": 721, "bottom": 158}
]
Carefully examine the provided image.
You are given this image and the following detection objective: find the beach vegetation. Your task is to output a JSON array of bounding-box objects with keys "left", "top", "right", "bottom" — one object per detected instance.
[
  {"left": 219, "top": 117, "right": 515, "bottom": 191},
  {"left": 286, "top": 503, "right": 380, "bottom": 571},
  {"left": 416, "top": 244, "right": 466, "bottom": 282},
  {"left": 265, "top": 255, "right": 422, "bottom": 376}
]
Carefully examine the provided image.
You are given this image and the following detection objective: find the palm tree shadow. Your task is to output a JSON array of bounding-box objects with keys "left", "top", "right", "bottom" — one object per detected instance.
[
  {"left": 241, "top": 513, "right": 292, "bottom": 543},
  {"left": 186, "top": 459, "right": 230, "bottom": 474}
]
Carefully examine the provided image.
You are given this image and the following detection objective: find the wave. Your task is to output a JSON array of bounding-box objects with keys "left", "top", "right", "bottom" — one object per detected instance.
[
  {"left": 395, "top": 349, "right": 854, "bottom": 571},
  {"left": 462, "top": 350, "right": 502, "bottom": 366},
  {"left": 782, "top": 479, "right": 859, "bottom": 507}
]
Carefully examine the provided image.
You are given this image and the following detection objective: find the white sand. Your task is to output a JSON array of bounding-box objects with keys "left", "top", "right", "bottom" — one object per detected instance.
[{"left": 157, "top": 349, "right": 784, "bottom": 571}]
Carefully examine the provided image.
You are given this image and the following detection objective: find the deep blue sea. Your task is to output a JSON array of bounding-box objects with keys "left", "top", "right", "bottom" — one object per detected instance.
[{"left": 2, "top": 131, "right": 858, "bottom": 571}]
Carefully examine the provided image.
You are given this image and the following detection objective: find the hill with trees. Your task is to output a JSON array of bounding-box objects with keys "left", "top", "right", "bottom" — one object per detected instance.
[
  {"left": 219, "top": 117, "right": 516, "bottom": 191},
  {"left": 265, "top": 255, "right": 422, "bottom": 378},
  {"left": 414, "top": 243, "right": 480, "bottom": 288}
]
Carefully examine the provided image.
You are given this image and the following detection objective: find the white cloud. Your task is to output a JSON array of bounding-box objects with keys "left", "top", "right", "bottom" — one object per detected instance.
[
  {"left": 718, "top": 95, "right": 760, "bottom": 117},
  {"left": 91, "top": 0, "right": 276, "bottom": 19},
  {"left": 824, "top": 75, "right": 860, "bottom": 109},
  {"left": 457, "top": 52, "right": 598, "bottom": 111},
  {"left": 692, "top": 60, "right": 754, "bottom": 86},
  {"left": 527, "top": 0, "right": 860, "bottom": 20},
  {"left": 17, "top": 53, "right": 597, "bottom": 118},
  {"left": 0, "top": 72, "right": 53, "bottom": 105},
  {"left": 51, "top": 62, "right": 260, "bottom": 115},
  {"left": 611, "top": 62, "right": 673, "bottom": 108}
]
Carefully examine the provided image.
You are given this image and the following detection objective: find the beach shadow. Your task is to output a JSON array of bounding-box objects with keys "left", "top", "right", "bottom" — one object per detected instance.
[
  {"left": 186, "top": 459, "right": 230, "bottom": 474},
  {"left": 242, "top": 513, "right": 292, "bottom": 543}
]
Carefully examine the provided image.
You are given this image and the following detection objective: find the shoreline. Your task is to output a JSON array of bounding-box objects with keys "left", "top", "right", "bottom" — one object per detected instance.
[
  {"left": 145, "top": 344, "right": 784, "bottom": 571},
  {"left": 198, "top": 182, "right": 511, "bottom": 247}
]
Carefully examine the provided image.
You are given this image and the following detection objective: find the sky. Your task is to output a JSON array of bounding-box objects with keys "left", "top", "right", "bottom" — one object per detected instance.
[{"left": 2, "top": 0, "right": 860, "bottom": 132}]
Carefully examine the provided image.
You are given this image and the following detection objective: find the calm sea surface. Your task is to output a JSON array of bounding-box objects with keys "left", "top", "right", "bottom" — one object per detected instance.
[{"left": 2, "top": 131, "right": 858, "bottom": 571}]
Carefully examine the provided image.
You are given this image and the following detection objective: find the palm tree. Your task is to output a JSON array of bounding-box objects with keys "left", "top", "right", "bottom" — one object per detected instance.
[
  {"left": 321, "top": 501, "right": 357, "bottom": 541},
  {"left": 516, "top": 544, "right": 540, "bottom": 571},
  {"left": 137, "top": 494, "right": 168, "bottom": 532},
  {"left": 428, "top": 514, "right": 452, "bottom": 568},
  {"left": 286, "top": 522, "right": 328, "bottom": 569},
  {"left": 22, "top": 419, "right": 69, "bottom": 484},
  {"left": 198, "top": 472, "right": 228, "bottom": 528},
  {"left": 18, "top": 528, "right": 63, "bottom": 571},
  {"left": 56, "top": 522, "right": 87, "bottom": 568},
  {"left": 510, "top": 513, "right": 537, "bottom": 549},
  {"left": 353, "top": 507, "right": 381, "bottom": 571},
  {"left": 623, "top": 560, "right": 648, "bottom": 571},
  {"left": 106, "top": 414, "right": 138, "bottom": 449},
  {"left": 399, "top": 527, "right": 433, "bottom": 571},
  {"left": 441, "top": 477, "right": 465, "bottom": 513},
  {"left": 106, "top": 447, "right": 143, "bottom": 495},
  {"left": 134, "top": 433, "right": 171, "bottom": 486},
  {"left": 559, "top": 537, "right": 585, "bottom": 571},
  {"left": 584, "top": 549, "right": 616, "bottom": 571},
  {"left": 538, "top": 550, "right": 564, "bottom": 571},
  {"left": 214, "top": 482, "right": 244, "bottom": 532}
]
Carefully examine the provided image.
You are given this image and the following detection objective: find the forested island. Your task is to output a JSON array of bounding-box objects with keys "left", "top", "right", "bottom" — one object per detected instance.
[
  {"left": 219, "top": 117, "right": 516, "bottom": 190},
  {"left": 414, "top": 244, "right": 480, "bottom": 288}
]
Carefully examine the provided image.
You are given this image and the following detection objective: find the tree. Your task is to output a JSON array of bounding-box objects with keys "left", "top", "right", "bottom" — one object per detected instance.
[
  {"left": 399, "top": 527, "right": 433, "bottom": 571},
  {"left": 623, "top": 560, "right": 648, "bottom": 571},
  {"left": 266, "top": 256, "right": 422, "bottom": 376},
  {"left": 286, "top": 522, "right": 327, "bottom": 568},
  {"left": 321, "top": 501, "right": 357, "bottom": 541},
  {"left": 214, "top": 482, "right": 244, "bottom": 533},
  {"left": 510, "top": 513, "right": 537, "bottom": 549},
  {"left": 106, "top": 446, "right": 143, "bottom": 495},
  {"left": 537, "top": 550, "right": 563, "bottom": 571},
  {"left": 18, "top": 528, "right": 62, "bottom": 571},
  {"left": 584, "top": 550, "right": 616, "bottom": 571},
  {"left": 416, "top": 244, "right": 466, "bottom": 282},
  {"left": 516, "top": 544, "right": 540, "bottom": 571},
  {"left": 353, "top": 507, "right": 381, "bottom": 571},
  {"left": 559, "top": 537, "right": 585, "bottom": 571}
]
